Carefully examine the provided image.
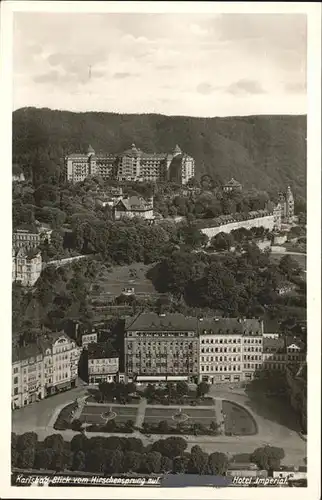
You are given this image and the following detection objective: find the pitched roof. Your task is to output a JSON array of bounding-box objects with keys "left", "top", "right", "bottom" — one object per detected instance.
[
  {"left": 224, "top": 178, "right": 242, "bottom": 187},
  {"left": 126, "top": 313, "right": 262, "bottom": 335},
  {"left": 126, "top": 313, "right": 199, "bottom": 332},
  {"left": 263, "top": 337, "right": 286, "bottom": 352},
  {"left": 199, "top": 317, "right": 263, "bottom": 335},
  {"left": 88, "top": 342, "right": 118, "bottom": 360},
  {"left": 115, "top": 196, "right": 152, "bottom": 212}
]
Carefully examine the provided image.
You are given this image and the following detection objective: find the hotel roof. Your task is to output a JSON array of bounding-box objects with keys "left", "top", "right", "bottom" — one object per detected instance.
[{"left": 126, "top": 313, "right": 263, "bottom": 335}]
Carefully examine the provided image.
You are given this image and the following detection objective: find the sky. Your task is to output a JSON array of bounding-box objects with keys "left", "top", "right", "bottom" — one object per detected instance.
[{"left": 13, "top": 12, "right": 307, "bottom": 117}]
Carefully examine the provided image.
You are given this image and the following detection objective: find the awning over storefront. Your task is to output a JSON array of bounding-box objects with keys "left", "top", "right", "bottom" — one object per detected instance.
[
  {"left": 55, "top": 381, "right": 71, "bottom": 390},
  {"left": 137, "top": 375, "right": 167, "bottom": 381},
  {"left": 166, "top": 376, "right": 188, "bottom": 381}
]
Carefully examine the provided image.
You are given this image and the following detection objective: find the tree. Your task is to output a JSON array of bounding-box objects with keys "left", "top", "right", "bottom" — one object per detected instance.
[
  {"left": 152, "top": 437, "right": 187, "bottom": 458},
  {"left": 85, "top": 448, "right": 108, "bottom": 473},
  {"left": 34, "top": 447, "right": 56, "bottom": 470},
  {"left": 208, "top": 452, "right": 228, "bottom": 475},
  {"left": 176, "top": 381, "right": 189, "bottom": 397},
  {"left": 143, "top": 451, "right": 162, "bottom": 474},
  {"left": 160, "top": 455, "right": 173, "bottom": 473},
  {"left": 72, "top": 450, "right": 86, "bottom": 471},
  {"left": 279, "top": 255, "right": 301, "bottom": 279},
  {"left": 105, "top": 449, "right": 124, "bottom": 473},
  {"left": 188, "top": 446, "right": 209, "bottom": 474},
  {"left": 125, "top": 437, "right": 144, "bottom": 453},
  {"left": 44, "top": 434, "right": 65, "bottom": 453},
  {"left": 11, "top": 433, "right": 19, "bottom": 468},
  {"left": 123, "top": 451, "right": 141, "bottom": 473},
  {"left": 71, "top": 418, "right": 83, "bottom": 432},
  {"left": 173, "top": 453, "right": 191, "bottom": 473},
  {"left": 197, "top": 381, "right": 209, "bottom": 397},
  {"left": 211, "top": 232, "right": 234, "bottom": 251},
  {"left": 250, "top": 446, "right": 285, "bottom": 471},
  {"left": 17, "top": 431, "right": 38, "bottom": 452},
  {"left": 18, "top": 447, "right": 36, "bottom": 469}
]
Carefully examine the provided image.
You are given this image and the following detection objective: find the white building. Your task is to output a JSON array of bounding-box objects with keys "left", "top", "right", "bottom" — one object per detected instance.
[
  {"left": 88, "top": 342, "right": 119, "bottom": 384},
  {"left": 113, "top": 196, "right": 154, "bottom": 220},
  {"left": 12, "top": 331, "right": 80, "bottom": 409},
  {"left": 198, "top": 318, "right": 264, "bottom": 383},
  {"left": 12, "top": 247, "right": 42, "bottom": 286}
]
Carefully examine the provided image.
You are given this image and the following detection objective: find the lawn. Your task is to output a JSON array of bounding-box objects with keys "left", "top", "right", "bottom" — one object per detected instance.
[
  {"left": 89, "top": 262, "right": 160, "bottom": 305},
  {"left": 144, "top": 406, "right": 217, "bottom": 426},
  {"left": 222, "top": 400, "right": 258, "bottom": 436},
  {"left": 79, "top": 404, "right": 138, "bottom": 425}
]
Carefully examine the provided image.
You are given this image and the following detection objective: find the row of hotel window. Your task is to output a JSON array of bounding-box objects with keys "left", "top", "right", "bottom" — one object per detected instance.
[
  {"left": 89, "top": 359, "right": 118, "bottom": 364},
  {"left": 201, "top": 337, "right": 262, "bottom": 344},
  {"left": 201, "top": 364, "right": 261, "bottom": 372},
  {"left": 200, "top": 347, "right": 261, "bottom": 353}
]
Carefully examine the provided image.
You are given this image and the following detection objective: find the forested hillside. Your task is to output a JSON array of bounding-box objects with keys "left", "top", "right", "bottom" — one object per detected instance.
[{"left": 13, "top": 107, "right": 306, "bottom": 199}]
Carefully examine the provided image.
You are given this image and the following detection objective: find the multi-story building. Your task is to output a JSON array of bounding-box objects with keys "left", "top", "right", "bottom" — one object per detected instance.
[
  {"left": 279, "top": 186, "right": 295, "bottom": 223},
  {"left": 262, "top": 336, "right": 306, "bottom": 371},
  {"left": 65, "top": 143, "right": 195, "bottom": 185},
  {"left": 223, "top": 178, "right": 242, "bottom": 193},
  {"left": 124, "top": 313, "right": 199, "bottom": 383},
  {"left": 113, "top": 195, "right": 154, "bottom": 220},
  {"left": 167, "top": 145, "right": 195, "bottom": 185},
  {"left": 82, "top": 331, "right": 98, "bottom": 348},
  {"left": 13, "top": 225, "right": 52, "bottom": 250},
  {"left": 11, "top": 331, "right": 80, "bottom": 409},
  {"left": 12, "top": 343, "right": 46, "bottom": 409},
  {"left": 88, "top": 342, "right": 119, "bottom": 384},
  {"left": 65, "top": 145, "right": 117, "bottom": 182},
  {"left": 199, "top": 318, "right": 264, "bottom": 383},
  {"left": 12, "top": 247, "right": 42, "bottom": 286}
]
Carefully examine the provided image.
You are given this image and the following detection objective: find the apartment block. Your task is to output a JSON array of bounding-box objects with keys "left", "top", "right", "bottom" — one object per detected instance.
[
  {"left": 88, "top": 342, "right": 119, "bottom": 384},
  {"left": 262, "top": 337, "right": 306, "bottom": 371},
  {"left": 12, "top": 332, "right": 80, "bottom": 409},
  {"left": 13, "top": 224, "right": 52, "bottom": 250},
  {"left": 199, "top": 318, "right": 264, "bottom": 383}
]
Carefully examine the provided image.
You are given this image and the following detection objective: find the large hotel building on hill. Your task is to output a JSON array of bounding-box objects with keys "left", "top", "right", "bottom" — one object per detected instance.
[{"left": 65, "top": 144, "right": 195, "bottom": 185}]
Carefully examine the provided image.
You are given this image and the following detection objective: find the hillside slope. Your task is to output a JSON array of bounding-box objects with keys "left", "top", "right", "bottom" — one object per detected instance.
[{"left": 12, "top": 107, "right": 307, "bottom": 199}]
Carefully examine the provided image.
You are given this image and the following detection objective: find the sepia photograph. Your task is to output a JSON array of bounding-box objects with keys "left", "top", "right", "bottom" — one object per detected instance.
[{"left": 1, "top": 1, "right": 321, "bottom": 498}]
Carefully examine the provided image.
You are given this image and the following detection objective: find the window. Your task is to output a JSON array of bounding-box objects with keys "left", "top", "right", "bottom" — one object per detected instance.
[
  {"left": 14, "top": 387, "right": 18, "bottom": 395},
  {"left": 13, "top": 367, "right": 18, "bottom": 374},
  {"left": 13, "top": 377, "right": 18, "bottom": 385}
]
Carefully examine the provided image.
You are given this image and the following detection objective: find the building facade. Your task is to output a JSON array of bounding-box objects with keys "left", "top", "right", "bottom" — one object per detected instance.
[
  {"left": 199, "top": 318, "right": 264, "bottom": 383},
  {"left": 65, "top": 145, "right": 117, "bottom": 182},
  {"left": 279, "top": 186, "right": 295, "bottom": 223},
  {"left": 113, "top": 196, "right": 154, "bottom": 220},
  {"left": 88, "top": 343, "right": 119, "bottom": 384},
  {"left": 12, "top": 332, "right": 80, "bottom": 409},
  {"left": 12, "top": 247, "right": 42, "bottom": 286},
  {"left": 262, "top": 337, "right": 306, "bottom": 371},
  {"left": 124, "top": 313, "right": 199, "bottom": 383},
  {"left": 13, "top": 226, "right": 52, "bottom": 250},
  {"left": 223, "top": 178, "right": 242, "bottom": 193},
  {"left": 65, "top": 143, "right": 195, "bottom": 185}
]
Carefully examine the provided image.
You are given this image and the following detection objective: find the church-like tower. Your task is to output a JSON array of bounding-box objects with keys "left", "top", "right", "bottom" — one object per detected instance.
[{"left": 285, "top": 186, "right": 294, "bottom": 222}]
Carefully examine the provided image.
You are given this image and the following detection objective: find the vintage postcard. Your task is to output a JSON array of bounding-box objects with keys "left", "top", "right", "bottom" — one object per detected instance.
[{"left": 0, "top": 1, "right": 320, "bottom": 499}]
